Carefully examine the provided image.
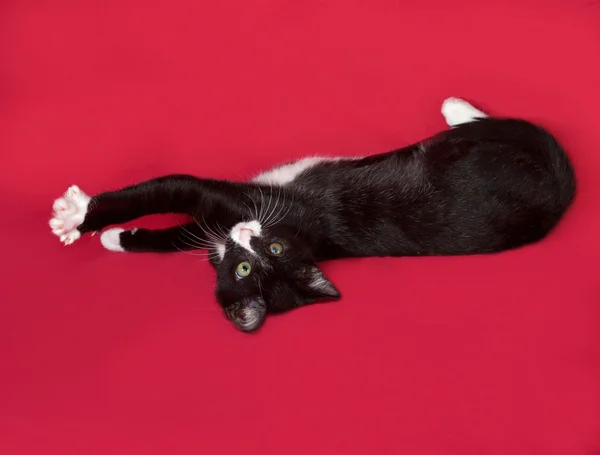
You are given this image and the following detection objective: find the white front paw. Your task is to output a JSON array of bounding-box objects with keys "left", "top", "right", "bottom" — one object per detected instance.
[
  {"left": 49, "top": 185, "right": 91, "bottom": 246},
  {"left": 100, "top": 228, "right": 126, "bottom": 252}
]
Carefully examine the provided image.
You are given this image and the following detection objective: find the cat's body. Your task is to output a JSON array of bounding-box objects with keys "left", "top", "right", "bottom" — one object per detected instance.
[{"left": 49, "top": 98, "right": 576, "bottom": 332}]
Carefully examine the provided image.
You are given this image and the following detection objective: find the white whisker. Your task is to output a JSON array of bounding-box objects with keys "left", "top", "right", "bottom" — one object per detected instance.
[
  {"left": 244, "top": 191, "right": 260, "bottom": 220},
  {"left": 263, "top": 185, "right": 281, "bottom": 227},
  {"left": 177, "top": 235, "right": 214, "bottom": 251},
  {"left": 266, "top": 189, "right": 285, "bottom": 227},
  {"left": 217, "top": 223, "right": 230, "bottom": 241},
  {"left": 201, "top": 214, "right": 227, "bottom": 243},
  {"left": 267, "top": 191, "right": 294, "bottom": 228},
  {"left": 176, "top": 221, "right": 203, "bottom": 242},
  {"left": 257, "top": 276, "right": 265, "bottom": 301},
  {"left": 256, "top": 186, "right": 266, "bottom": 223},
  {"left": 172, "top": 243, "right": 219, "bottom": 257},
  {"left": 242, "top": 202, "right": 254, "bottom": 220},
  {"left": 194, "top": 216, "right": 223, "bottom": 244},
  {"left": 262, "top": 185, "right": 274, "bottom": 225},
  {"left": 178, "top": 227, "right": 217, "bottom": 249},
  {"left": 177, "top": 222, "right": 216, "bottom": 248}
]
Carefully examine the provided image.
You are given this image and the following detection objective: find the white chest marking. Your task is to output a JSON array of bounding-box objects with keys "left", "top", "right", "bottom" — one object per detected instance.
[{"left": 252, "top": 156, "right": 355, "bottom": 186}]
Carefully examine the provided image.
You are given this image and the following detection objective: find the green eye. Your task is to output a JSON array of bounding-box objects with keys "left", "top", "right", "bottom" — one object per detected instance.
[
  {"left": 235, "top": 261, "right": 252, "bottom": 279},
  {"left": 268, "top": 242, "right": 284, "bottom": 255}
]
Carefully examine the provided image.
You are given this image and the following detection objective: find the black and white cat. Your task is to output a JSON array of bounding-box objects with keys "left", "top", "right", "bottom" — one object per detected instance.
[{"left": 49, "top": 98, "right": 576, "bottom": 332}]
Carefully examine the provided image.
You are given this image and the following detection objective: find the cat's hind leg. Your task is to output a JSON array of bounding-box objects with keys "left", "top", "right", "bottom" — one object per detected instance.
[{"left": 441, "top": 97, "right": 488, "bottom": 127}]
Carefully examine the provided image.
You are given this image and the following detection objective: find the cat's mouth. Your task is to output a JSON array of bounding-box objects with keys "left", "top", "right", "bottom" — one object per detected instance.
[{"left": 226, "top": 297, "right": 267, "bottom": 332}]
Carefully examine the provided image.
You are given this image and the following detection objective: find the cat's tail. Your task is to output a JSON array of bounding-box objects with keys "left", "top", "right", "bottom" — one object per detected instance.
[{"left": 538, "top": 125, "right": 577, "bottom": 214}]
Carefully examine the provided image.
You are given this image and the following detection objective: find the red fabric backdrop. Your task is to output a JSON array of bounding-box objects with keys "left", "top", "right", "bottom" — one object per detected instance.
[{"left": 1, "top": 1, "right": 599, "bottom": 454}]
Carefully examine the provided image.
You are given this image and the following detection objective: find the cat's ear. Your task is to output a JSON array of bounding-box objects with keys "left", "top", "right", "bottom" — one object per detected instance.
[{"left": 297, "top": 265, "right": 341, "bottom": 302}]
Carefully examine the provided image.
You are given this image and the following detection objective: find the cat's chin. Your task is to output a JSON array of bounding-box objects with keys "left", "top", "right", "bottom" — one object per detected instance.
[{"left": 225, "top": 298, "right": 267, "bottom": 333}]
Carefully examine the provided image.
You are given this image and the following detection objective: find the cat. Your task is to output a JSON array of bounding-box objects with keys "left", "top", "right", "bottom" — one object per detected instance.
[{"left": 49, "top": 98, "right": 576, "bottom": 332}]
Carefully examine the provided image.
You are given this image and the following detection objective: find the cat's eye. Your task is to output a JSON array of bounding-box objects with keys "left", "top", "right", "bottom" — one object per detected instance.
[
  {"left": 268, "top": 242, "right": 284, "bottom": 255},
  {"left": 235, "top": 261, "right": 252, "bottom": 279}
]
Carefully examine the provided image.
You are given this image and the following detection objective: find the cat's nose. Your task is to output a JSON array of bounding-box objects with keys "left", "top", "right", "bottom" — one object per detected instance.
[{"left": 229, "top": 220, "right": 262, "bottom": 252}]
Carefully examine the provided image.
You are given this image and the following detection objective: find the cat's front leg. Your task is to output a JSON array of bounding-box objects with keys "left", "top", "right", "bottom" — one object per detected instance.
[
  {"left": 48, "top": 175, "right": 262, "bottom": 248},
  {"left": 49, "top": 185, "right": 92, "bottom": 245},
  {"left": 49, "top": 175, "right": 204, "bottom": 246}
]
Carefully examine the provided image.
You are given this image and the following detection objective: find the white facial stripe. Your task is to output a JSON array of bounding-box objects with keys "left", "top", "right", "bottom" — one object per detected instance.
[{"left": 230, "top": 220, "right": 262, "bottom": 253}]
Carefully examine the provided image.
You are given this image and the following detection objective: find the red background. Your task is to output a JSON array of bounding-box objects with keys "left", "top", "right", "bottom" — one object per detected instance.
[{"left": 1, "top": 1, "right": 599, "bottom": 454}]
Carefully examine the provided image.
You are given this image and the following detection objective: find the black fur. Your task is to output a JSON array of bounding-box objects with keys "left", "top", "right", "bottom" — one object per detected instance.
[{"left": 73, "top": 116, "right": 576, "bottom": 332}]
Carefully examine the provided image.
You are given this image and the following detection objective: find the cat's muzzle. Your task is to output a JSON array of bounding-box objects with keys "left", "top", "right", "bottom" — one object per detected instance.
[{"left": 225, "top": 297, "right": 267, "bottom": 333}]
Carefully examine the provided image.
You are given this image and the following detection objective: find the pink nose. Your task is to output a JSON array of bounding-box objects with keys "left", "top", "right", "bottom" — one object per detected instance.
[{"left": 240, "top": 228, "right": 255, "bottom": 236}]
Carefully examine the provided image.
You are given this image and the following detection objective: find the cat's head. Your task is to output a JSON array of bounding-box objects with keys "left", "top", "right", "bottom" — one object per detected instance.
[{"left": 210, "top": 220, "right": 340, "bottom": 332}]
